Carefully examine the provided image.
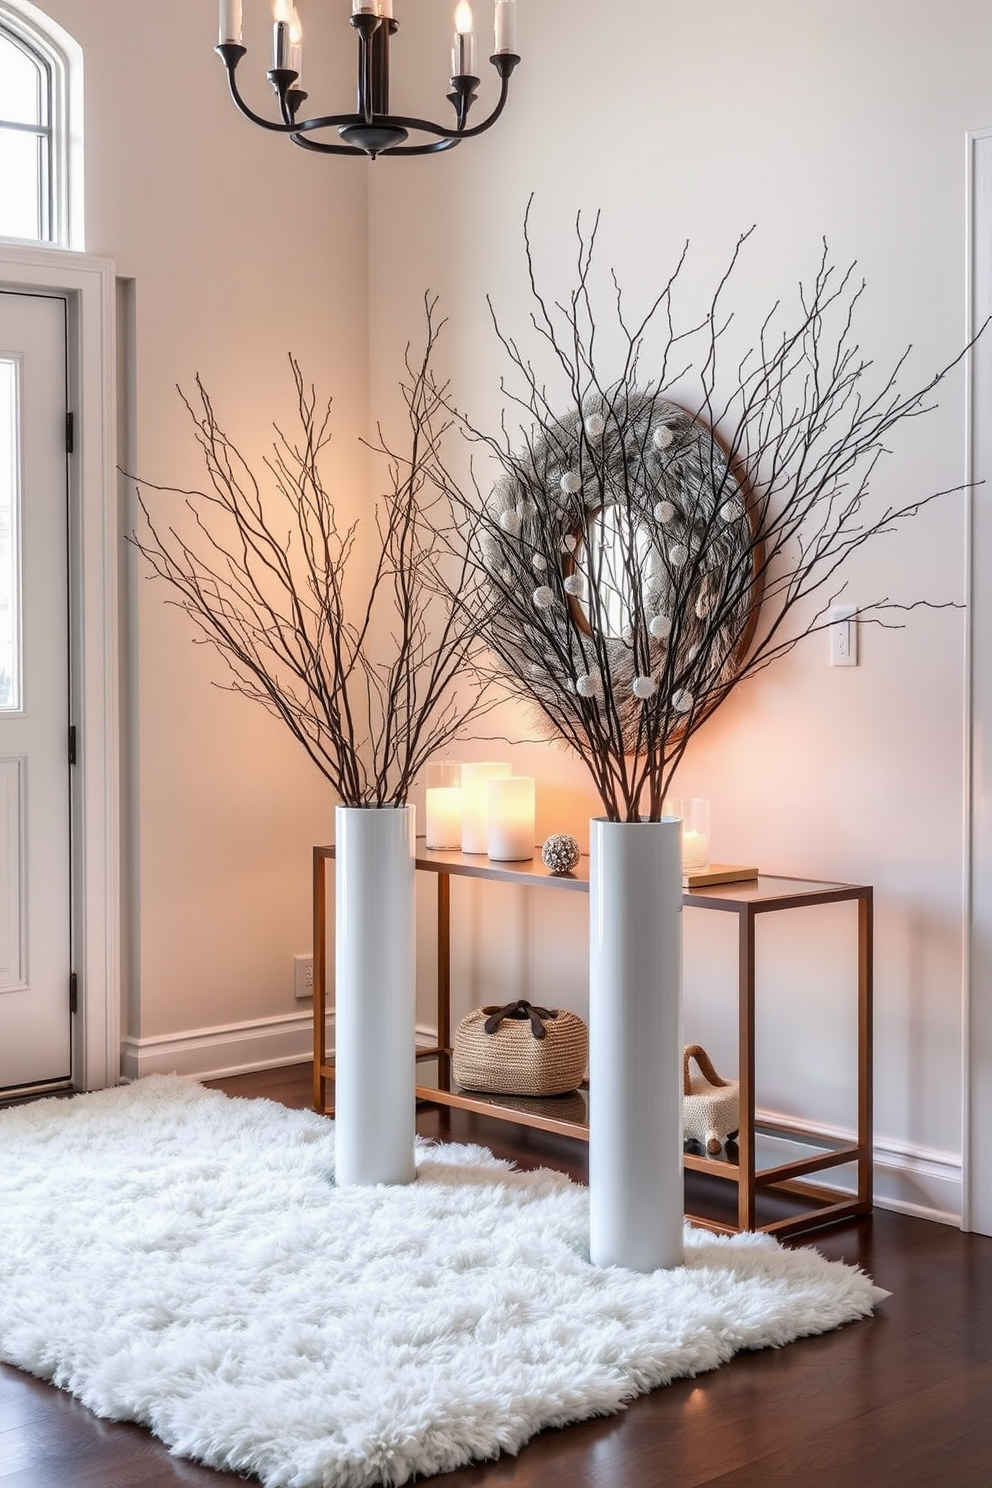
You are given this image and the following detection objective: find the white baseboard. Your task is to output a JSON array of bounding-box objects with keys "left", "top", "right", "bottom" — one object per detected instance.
[
  {"left": 119, "top": 1022, "right": 964, "bottom": 1227},
  {"left": 120, "top": 1016, "right": 440, "bottom": 1084},
  {"left": 121, "top": 1012, "right": 331, "bottom": 1083},
  {"left": 757, "top": 1106, "right": 963, "bottom": 1228}
]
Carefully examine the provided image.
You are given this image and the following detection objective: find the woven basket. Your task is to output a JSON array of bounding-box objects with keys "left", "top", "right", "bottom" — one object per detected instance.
[
  {"left": 682, "top": 1044, "right": 740, "bottom": 1155},
  {"left": 452, "top": 1000, "right": 588, "bottom": 1096}
]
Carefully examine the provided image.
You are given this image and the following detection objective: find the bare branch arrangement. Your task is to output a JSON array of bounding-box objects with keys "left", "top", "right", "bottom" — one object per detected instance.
[
  {"left": 131, "top": 303, "right": 498, "bottom": 807},
  {"left": 432, "top": 208, "right": 974, "bottom": 821}
]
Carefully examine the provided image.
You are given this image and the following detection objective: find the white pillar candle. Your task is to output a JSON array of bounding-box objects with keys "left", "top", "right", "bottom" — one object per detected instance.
[
  {"left": 487, "top": 776, "right": 536, "bottom": 861},
  {"left": 425, "top": 787, "right": 463, "bottom": 850},
  {"left": 460, "top": 761, "right": 510, "bottom": 853},
  {"left": 494, "top": 0, "right": 517, "bottom": 53},
  {"left": 219, "top": 0, "right": 243, "bottom": 45}
]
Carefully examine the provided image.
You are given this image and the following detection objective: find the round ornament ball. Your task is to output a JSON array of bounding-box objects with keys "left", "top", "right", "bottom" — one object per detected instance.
[{"left": 542, "top": 833, "right": 581, "bottom": 875}]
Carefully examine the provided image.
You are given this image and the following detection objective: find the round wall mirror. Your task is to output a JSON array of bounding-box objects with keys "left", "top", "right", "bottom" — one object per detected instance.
[{"left": 485, "top": 390, "right": 765, "bottom": 750}]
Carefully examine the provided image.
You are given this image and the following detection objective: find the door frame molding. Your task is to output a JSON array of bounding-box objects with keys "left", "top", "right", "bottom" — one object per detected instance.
[
  {"left": 0, "top": 243, "right": 119, "bottom": 1091},
  {"left": 965, "top": 129, "right": 992, "bottom": 1234}
]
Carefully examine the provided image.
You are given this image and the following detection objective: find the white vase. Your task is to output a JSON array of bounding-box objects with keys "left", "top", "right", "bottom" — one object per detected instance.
[
  {"left": 588, "top": 816, "right": 684, "bottom": 1271},
  {"left": 334, "top": 803, "right": 417, "bottom": 1186}
]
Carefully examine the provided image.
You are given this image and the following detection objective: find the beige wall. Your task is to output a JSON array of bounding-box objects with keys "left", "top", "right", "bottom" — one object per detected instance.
[
  {"left": 368, "top": 0, "right": 990, "bottom": 1219},
  {"left": 24, "top": 1, "right": 989, "bottom": 1219}
]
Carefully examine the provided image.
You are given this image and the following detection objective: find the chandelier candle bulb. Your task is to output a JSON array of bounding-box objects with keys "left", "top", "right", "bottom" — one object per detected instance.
[
  {"left": 487, "top": 776, "right": 536, "bottom": 862},
  {"left": 494, "top": 0, "right": 517, "bottom": 53},
  {"left": 288, "top": 7, "right": 303, "bottom": 80},
  {"left": 460, "top": 762, "right": 511, "bottom": 854},
  {"left": 272, "top": 0, "right": 293, "bottom": 69},
  {"left": 219, "top": 0, "right": 243, "bottom": 45},
  {"left": 453, "top": 0, "right": 476, "bottom": 76}
]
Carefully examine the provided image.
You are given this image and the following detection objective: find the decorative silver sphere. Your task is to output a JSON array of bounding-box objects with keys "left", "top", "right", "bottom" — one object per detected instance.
[{"left": 541, "top": 832, "right": 582, "bottom": 875}]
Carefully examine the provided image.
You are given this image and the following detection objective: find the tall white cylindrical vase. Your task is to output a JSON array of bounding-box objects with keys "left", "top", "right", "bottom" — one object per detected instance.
[
  {"left": 334, "top": 804, "right": 417, "bottom": 1187},
  {"left": 588, "top": 816, "right": 684, "bottom": 1271}
]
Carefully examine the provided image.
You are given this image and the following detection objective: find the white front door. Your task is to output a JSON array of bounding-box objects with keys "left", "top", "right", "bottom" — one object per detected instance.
[{"left": 0, "top": 289, "right": 71, "bottom": 1095}]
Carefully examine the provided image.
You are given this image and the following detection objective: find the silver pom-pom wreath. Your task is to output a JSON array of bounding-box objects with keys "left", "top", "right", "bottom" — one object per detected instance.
[
  {"left": 563, "top": 573, "right": 585, "bottom": 597},
  {"left": 532, "top": 552, "right": 548, "bottom": 571},
  {"left": 541, "top": 833, "right": 582, "bottom": 875},
  {"left": 483, "top": 389, "right": 758, "bottom": 752},
  {"left": 632, "top": 675, "right": 657, "bottom": 700}
]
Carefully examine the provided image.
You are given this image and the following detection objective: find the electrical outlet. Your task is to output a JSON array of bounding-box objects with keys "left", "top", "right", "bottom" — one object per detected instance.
[{"left": 293, "top": 954, "right": 314, "bottom": 999}]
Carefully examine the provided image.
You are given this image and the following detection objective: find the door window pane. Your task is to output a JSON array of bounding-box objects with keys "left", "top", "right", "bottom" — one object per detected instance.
[{"left": 0, "top": 360, "right": 20, "bottom": 711}]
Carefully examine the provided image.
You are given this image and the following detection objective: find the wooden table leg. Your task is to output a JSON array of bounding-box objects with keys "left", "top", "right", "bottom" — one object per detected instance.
[
  {"left": 737, "top": 904, "right": 757, "bottom": 1232},
  {"left": 857, "top": 887, "right": 874, "bottom": 1209},
  {"left": 437, "top": 873, "right": 451, "bottom": 1090},
  {"left": 312, "top": 848, "right": 328, "bottom": 1114}
]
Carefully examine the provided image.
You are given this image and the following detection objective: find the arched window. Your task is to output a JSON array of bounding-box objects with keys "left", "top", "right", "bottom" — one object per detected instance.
[{"left": 0, "top": 2, "right": 82, "bottom": 249}]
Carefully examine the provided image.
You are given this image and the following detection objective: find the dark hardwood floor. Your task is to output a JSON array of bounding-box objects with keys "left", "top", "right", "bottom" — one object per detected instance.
[{"left": 2, "top": 1062, "right": 990, "bottom": 1486}]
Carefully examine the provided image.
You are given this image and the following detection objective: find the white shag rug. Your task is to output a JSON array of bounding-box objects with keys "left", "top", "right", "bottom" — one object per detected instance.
[{"left": 0, "top": 1076, "right": 886, "bottom": 1488}]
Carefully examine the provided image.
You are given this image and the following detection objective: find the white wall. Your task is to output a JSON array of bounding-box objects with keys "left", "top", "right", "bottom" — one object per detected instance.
[
  {"left": 368, "top": 0, "right": 992, "bottom": 1222},
  {"left": 25, "top": 2, "right": 987, "bottom": 1221}
]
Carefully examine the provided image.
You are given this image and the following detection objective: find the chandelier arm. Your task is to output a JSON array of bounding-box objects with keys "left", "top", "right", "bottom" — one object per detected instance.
[
  {"left": 214, "top": 44, "right": 325, "bottom": 134},
  {"left": 288, "top": 132, "right": 459, "bottom": 157},
  {"left": 215, "top": 37, "right": 521, "bottom": 159},
  {"left": 289, "top": 58, "right": 519, "bottom": 147}
]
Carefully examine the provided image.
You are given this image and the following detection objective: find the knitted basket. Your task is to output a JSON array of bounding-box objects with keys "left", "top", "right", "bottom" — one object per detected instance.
[
  {"left": 452, "top": 999, "right": 588, "bottom": 1096},
  {"left": 682, "top": 1043, "right": 740, "bottom": 1155}
]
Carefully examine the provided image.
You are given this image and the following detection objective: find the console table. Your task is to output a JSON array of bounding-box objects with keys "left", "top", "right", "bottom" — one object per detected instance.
[{"left": 312, "top": 841, "right": 873, "bottom": 1239}]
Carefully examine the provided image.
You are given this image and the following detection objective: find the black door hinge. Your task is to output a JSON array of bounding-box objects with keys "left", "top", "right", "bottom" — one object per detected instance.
[
  {"left": 69, "top": 972, "right": 78, "bottom": 1015},
  {"left": 65, "top": 411, "right": 74, "bottom": 454},
  {"left": 68, "top": 724, "right": 77, "bottom": 766}
]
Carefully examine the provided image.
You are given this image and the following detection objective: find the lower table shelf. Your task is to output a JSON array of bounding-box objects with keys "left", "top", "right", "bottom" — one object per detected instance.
[
  {"left": 412, "top": 1056, "right": 868, "bottom": 1239},
  {"left": 314, "top": 842, "right": 873, "bottom": 1240}
]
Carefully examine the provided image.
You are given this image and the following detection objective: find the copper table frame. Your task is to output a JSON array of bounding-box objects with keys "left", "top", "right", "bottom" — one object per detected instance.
[{"left": 313, "top": 842, "right": 873, "bottom": 1238}]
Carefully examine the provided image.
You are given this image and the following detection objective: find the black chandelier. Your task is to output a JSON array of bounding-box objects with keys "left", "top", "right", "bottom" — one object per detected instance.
[{"left": 216, "top": 1, "right": 521, "bottom": 159}]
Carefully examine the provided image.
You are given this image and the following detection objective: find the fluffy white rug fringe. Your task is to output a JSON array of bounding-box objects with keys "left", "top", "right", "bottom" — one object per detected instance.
[{"left": 0, "top": 1076, "right": 886, "bottom": 1488}]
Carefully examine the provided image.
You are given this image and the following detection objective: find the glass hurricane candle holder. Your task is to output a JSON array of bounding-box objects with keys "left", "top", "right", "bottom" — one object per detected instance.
[
  {"left": 425, "top": 760, "right": 462, "bottom": 849},
  {"left": 663, "top": 795, "right": 711, "bottom": 873}
]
